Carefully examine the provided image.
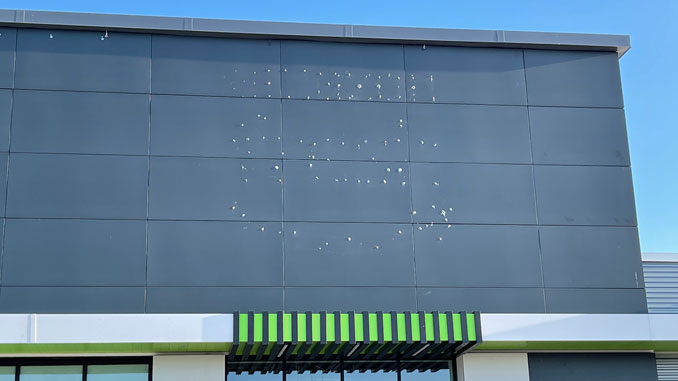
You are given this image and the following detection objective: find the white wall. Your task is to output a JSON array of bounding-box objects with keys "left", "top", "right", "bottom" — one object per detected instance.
[
  {"left": 457, "top": 353, "right": 530, "bottom": 381},
  {"left": 153, "top": 355, "right": 225, "bottom": 381}
]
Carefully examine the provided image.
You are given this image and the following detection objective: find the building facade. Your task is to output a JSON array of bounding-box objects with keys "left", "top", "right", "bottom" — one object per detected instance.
[{"left": 0, "top": 8, "right": 672, "bottom": 381}]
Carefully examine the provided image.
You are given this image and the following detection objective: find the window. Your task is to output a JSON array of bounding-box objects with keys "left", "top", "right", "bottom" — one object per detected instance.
[
  {"left": 229, "top": 373, "right": 280, "bottom": 381},
  {"left": 0, "top": 359, "right": 150, "bottom": 381},
  {"left": 227, "top": 367, "right": 453, "bottom": 381},
  {"left": 20, "top": 366, "right": 82, "bottom": 381},
  {"left": 288, "top": 371, "right": 340, "bottom": 381},
  {"left": 345, "top": 371, "right": 395, "bottom": 381},
  {"left": 87, "top": 365, "right": 150, "bottom": 381},
  {"left": 0, "top": 367, "right": 14, "bottom": 381}
]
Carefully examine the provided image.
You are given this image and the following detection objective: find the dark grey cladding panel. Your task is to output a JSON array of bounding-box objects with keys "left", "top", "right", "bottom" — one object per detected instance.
[
  {"left": 151, "top": 95, "right": 282, "bottom": 158},
  {"left": 147, "top": 221, "right": 283, "bottom": 287},
  {"left": 284, "top": 222, "right": 415, "bottom": 287},
  {"left": 283, "top": 160, "right": 411, "bottom": 223},
  {"left": 0, "top": 287, "right": 145, "bottom": 313},
  {"left": 6, "top": 153, "right": 148, "bottom": 219},
  {"left": 417, "top": 288, "right": 546, "bottom": 313},
  {"left": 145, "top": 287, "right": 283, "bottom": 313},
  {"left": 408, "top": 104, "right": 531, "bottom": 164},
  {"left": 281, "top": 40, "right": 406, "bottom": 102},
  {"left": 0, "top": 89, "right": 10, "bottom": 151},
  {"left": 284, "top": 287, "right": 416, "bottom": 311},
  {"left": 0, "top": 28, "right": 16, "bottom": 88},
  {"left": 404, "top": 46, "right": 527, "bottom": 105},
  {"left": 12, "top": 90, "right": 150, "bottom": 155},
  {"left": 540, "top": 226, "right": 643, "bottom": 288},
  {"left": 410, "top": 163, "right": 536, "bottom": 224},
  {"left": 528, "top": 353, "right": 658, "bottom": 381},
  {"left": 530, "top": 107, "right": 630, "bottom": 165},
  {"left": 148, "top": 157, "right": 282, "bottom": 221},
  {"left": 534, "top": 166, "right": 637, "bottom": 226},
  {"left": 1, "top": 219, "right": 146, "bottom": 286},
  {"left": 414, "top": 225, "right": 543, "bottom": 287},
  {"left": 151, "top": 35, "right": 280, "bottom": 98},
  {"left": 545, "top": 288, "right": 648, "bottom": 313},
  {"left": 524, "top": 50, "right": 624, "bottom": 107},
  {"left": 282, "top": 100, "right": 408, "bottom": 162},
  {"left": 15, "top": 29, "right": 150, "bottom": 93}
]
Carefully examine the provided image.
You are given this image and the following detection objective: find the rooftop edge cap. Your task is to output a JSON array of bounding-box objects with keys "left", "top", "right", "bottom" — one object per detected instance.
[{"left": 0, "top": 9, "right": 630, "bottom": 57}]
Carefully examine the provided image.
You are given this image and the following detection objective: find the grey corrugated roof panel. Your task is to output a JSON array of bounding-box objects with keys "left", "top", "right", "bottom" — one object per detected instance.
[{"left": 0, "top": 9, "right": 631, "bottom": 57}]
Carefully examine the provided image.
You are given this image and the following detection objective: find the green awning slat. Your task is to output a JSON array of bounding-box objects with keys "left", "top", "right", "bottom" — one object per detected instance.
[{"left": 229, "top": 310, "right": 481, "bottom": 371}]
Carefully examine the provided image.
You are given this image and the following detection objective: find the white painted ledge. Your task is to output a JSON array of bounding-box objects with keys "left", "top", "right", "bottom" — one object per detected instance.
[
  {"left": 480, "top": 313, "right": 678, "bottom": 351},
  {"left": 0, "top": 313, "right": 677, "bottom": 353},
  {"left": 0, "top": 314, "right": 232, "bottom": 344}
]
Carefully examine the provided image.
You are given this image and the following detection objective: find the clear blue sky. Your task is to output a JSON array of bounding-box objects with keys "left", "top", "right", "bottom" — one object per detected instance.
[{"left": 3, "top": 0, "right": 677, "bottom": 252}]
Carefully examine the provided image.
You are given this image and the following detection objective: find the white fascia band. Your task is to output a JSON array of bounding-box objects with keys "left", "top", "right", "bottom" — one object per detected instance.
[
  {"left": 0, "top": 314, "right": 232, "bottom": 344},
  {"left": 1, "top": 313, "right": 678, "bottom": 353},
  {"left": 479, "top": 313, "right": 678, "bottom": 351}
]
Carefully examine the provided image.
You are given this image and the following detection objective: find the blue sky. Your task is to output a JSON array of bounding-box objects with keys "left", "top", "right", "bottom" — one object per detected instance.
[{"left": 3, "top": 0, "right": 677, "bottom": 252}]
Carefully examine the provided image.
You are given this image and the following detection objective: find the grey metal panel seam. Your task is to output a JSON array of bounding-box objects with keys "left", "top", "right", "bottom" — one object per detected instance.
[
  {"left": 0, "top": 28, "right": 15, "bottom": 290},
  {"left": 0, "top": 156, "right": 638, "bottom": 169},
  {"left": 0, "top": 9, "right": 630, "bottom": 56},
  {"left": 143, "top": 34, "right": 153, "bottom": 313},
  {"left": 278, "top": 38, "right": 286, "bottom": 311},
  {"left": 0, "top": 218, "right": 641, "bottom": 228},
  {"left": 402, "top": 43, "right": 420, "bottom": 310},
  {"left": 521, "top": 48, "right": 549, "bottom": 312},
  {"left": 0, "top": 152, "right": 637, "bottom": 165},
  {"left": 0, "top": 90, "right": 634, "bottom": 108}
]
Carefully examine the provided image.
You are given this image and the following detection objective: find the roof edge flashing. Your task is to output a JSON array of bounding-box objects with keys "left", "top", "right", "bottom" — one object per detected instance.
[{"left": 0, "top": 9, "right": 630, "bottom": 57}]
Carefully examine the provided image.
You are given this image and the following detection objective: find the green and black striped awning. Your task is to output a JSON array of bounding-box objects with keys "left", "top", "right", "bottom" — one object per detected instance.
[{"left": 227, "top": 311, "right": 481, "bottom": 374}]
